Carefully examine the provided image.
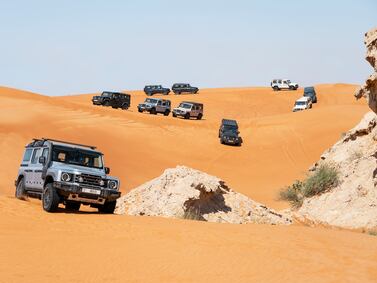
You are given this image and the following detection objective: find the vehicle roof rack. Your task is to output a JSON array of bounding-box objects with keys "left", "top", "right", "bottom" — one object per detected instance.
[{"left": 39, "top": 138, "right": 97, "bottom": 149}]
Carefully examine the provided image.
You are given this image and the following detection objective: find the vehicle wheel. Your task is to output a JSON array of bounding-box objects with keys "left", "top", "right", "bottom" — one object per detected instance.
[
  {"left": 65, "top": 201, "right": 81, "bottom": 211},
  {"left": 172, "top": 113, "right": 177, "bottom": 117},
  {"left": 121, "top": 103, "right": 129, "bottom": 110},
  {"left": 98, "top": 201, "right": 116, "bottom": 214},
  {"left": 197, "top": 113, "right": 203, "bottom": 120},
  {"left": 104, "top": 100, "right": 110, "bottom": 106},
  {"left": 138, "top": 109, "right": 143, "bottom": 113},
  {"left": 164, "top": 110, "right": 170, "bottom": 116},
  {"left": 15, "top": 178, "right": 28, "bottom": 200},
  {"left": 220, "top": 139, "right": 224, "bottom": 144},
  {"left": 150, "top": 108, "right": 157, "bottom": 115},
  {"left": 42, "top": 183, "right": 60, "bottom": 212},
  {"left": 184, "top": 113, "right": 190, "bottom": 119},
  {"left": 273, "top": 86, "right": 279, "bottom": 91},
  {"left": 112, "top": 106, "right": 118, "bottom": 109}
]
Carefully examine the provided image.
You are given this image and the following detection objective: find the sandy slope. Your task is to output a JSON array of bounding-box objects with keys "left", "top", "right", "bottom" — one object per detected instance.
[{"left": 0, "top": 84, "right": 375, "bottom": 282}]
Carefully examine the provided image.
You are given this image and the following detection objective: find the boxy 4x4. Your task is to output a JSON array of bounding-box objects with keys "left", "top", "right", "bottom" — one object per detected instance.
[
  {"left": 144, "top": 85, "right": 170, "bottom": 96},
  {"left": 172, "top": 101, "right": 203, "bottom": 120},
  {"left": 92, "top": 91, "right": 131, "bottom": 110},
  {"left": 218, "top": 119, "right": 243, "bottom": 146},
  {"left": 271, "top": 79, "right": 299, "bottom": 91},
  {"left": 138, "top": 98, "right": 171, "bottom": 116},
  {"left": 172, "top": 83, "right": 199, "bottom": 95},
  {"left": 15, "top": 138, "right": 121, "bottom": 213}
]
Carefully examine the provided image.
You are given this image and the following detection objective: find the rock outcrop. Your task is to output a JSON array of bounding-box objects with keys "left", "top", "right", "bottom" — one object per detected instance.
[
  {"left": 297, "top": 112, "right": 377, "bottom": 229},
  {"left": 355, "top": 27, "right": 377, "bottom": 113},
  {"left": 116, "top": 166, "right": 291, "bottom": 225},
  {"left": 294, "top": 28, "right": 377, "bottom": 230}
]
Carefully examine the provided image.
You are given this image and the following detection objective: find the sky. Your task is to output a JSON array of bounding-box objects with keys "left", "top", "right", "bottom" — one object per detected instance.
[{"left": 0, "top": 0, "right": 376, "bottom": 96}]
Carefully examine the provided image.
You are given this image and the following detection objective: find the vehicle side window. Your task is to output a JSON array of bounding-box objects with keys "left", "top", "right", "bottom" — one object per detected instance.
[
  {"left": 31, "top": 148, "right": 42, "bottom": 164},
  {"left": 22, "top": 148, "right": 33, "bottom": 162},
  {"left": 42, "top": 148, "right": 49, "bottom": 160},
  {"left": 283, "top": 80, "right": 287, "bottom": 84},
  {"left": 158, "top": 101, "right": 162, "bottom": 105},
  {"left": 278, "top": 80, "right": 282, "bottom": 84},
  {"left": 162, "top": 101, "right": 166, "bottom": 106}
]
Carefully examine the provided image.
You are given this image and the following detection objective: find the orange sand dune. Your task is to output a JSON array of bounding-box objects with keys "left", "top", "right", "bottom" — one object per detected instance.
[{"left": 0, "top": 84, "right": 375, "bottom": 283}]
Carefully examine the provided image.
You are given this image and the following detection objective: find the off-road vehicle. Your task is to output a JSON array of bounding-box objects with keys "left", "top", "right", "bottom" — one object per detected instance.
[
  {"left": 292, "top": 96, "right": 312, "bottom": 112},
  {"left": 92, "top": 91, "right": 131, "bottom": 109},
  {"left": 15, "top": 138, "right": 121, "bottom": 213},
  {"left": 172, "top": 101, "right": 203, "bottom": 120},
  {"left": 218, "top": 119, "right": 243, "bottom": 146},
  {"left": 271, "top": 79, "right": 299, "bottom": 91},
  {"left": 171, "top": 83, "right": 199, "bottom": 95},
  {"left": 303, "top": 86, "right": 317, "bottom": 103},
  {"left": 138, "top": 98, "right": 171, "bottom": 116},
  {"left": 144, "top": 85, "right": 170, "bottom": 96}
]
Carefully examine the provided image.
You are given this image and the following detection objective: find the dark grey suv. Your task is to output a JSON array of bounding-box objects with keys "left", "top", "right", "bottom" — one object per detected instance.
[
  {"left": 172, "top": 83, "right": 199, "bottom": 95},
  {"left": 92, "top": 91, "right": 131, "bottom": 109},
  {"left": 144, "top": 85, "right": 170, "bottom": 96}
]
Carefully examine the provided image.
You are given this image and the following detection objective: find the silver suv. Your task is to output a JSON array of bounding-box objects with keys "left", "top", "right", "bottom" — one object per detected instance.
[
  {"left": 172, "top": 101, "right": 203, "bottom": 120},
  {"left": 137, "top": 98, "right": 171, "bottom": 116},
  {"left": 15, "top": 138, "right": 121, "bottom": 213}
]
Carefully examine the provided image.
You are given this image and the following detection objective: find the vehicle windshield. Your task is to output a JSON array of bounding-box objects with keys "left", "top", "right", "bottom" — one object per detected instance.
[
  {"left": 304, "top": 88, "right": 314, "bottom": 94},
  {"left": 52, "top": 146, "right": 103, "bottom": 169},
  {"left": 145, "top": 98, "right": 158, "bottom": 104},
  {"left": 223, "top": 125, "right": 238, "bottom": 131},
  {"left": 286, "top": 80, "right": 291, "bottom": 84},
  {"left": 179, "top": 103, "right": 192, "bottom": 109},
  {"left": 101, "top": 92, "right": 111, "bottom": 97},
  {"left": 295, "top": 101, "right": 306, "bottom": 106}
]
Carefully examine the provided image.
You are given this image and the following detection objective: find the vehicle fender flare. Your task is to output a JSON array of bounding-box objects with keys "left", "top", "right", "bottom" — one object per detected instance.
[
  {"left": 16, "top": 175, "right": 24, "bottom": 186},
  {"left": 43, "top": 175, "right": 55, "bottom": 188}
]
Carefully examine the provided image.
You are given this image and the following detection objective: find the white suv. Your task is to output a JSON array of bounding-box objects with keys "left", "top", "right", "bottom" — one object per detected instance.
[
  {"left": 292, "top": 96, "right": 312, "bottom": 112},
  {"left": 271, "top": 79, "right": 299, "bottom": 91}
]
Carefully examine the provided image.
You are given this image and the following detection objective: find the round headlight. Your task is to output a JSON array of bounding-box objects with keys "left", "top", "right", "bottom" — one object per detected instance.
[
  {"left": 61, "top": 172, "right": 71, "bottom": 182},
  {"left": 108, "top": 180, "right": 117, "bottom": 190}
]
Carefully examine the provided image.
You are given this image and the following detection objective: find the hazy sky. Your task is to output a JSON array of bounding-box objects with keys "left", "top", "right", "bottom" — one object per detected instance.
[{"left": 0, "top": 0, "right": 376, "bottom": 96}]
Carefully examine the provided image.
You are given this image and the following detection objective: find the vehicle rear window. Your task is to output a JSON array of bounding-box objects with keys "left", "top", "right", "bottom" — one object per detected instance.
[{"left": 22, "top": 148, "right": 33, "bottom": 162}]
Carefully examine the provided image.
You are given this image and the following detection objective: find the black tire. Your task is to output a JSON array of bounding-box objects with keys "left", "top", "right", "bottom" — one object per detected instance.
[
  {"left": 184, "top": 113, "right": 190, "bottom": 119},
  {"left": 103, "top": 100, "right": 110, "bottom": 106},
  {"left": 273, "top": 86, "right": 279, "bottom": 91},
  {"left": 197, "top": 113, "right": 203, "bottom": 120},
  {"left": 112, "top": 106, "right": 118, "bottom": 109},
  {"left": 172, "top": 113, "right": 177, "bottom": 117},
  {"left": 42, "top": 183, "right": 60, "bottom": 212},
  {"left": 150, "top": 108, "right": 157, "bottom": 115},
  {"left": 65, "top": 201, "right": 81, "bottom": 211},
  {"left": 164, "top": 110, "right": 170, "bottom": 116},
  {"left": 194, "top": 90, "right": 198, "bottom": 94},
  {"left": 15, "top": 178, "right": 27, "bottom": 200},
  {"left": 138, "top": 108, "right": 143, "bottom": 113},
  {"left": 98, "top": 201, "right": 116, "bottom": 214}
]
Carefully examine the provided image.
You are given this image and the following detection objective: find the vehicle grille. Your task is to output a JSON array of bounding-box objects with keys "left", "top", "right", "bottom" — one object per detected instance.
[{"left": 75, "top": 174, "right": 102, "bottom": 186}]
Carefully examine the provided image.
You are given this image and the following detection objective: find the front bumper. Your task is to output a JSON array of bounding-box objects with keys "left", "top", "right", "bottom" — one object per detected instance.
[
  {"left": 172, "top": 110, "right": 187, "bottom": 117},
  {"left": 92, "top": 100, "right": 102, "bottom": 105},
  {"left": 53, "top": 181, "right": 121, "bottom": 204}
]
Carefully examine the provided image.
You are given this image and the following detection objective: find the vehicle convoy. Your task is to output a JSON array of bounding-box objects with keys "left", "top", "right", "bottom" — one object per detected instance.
[
  {"left": 138, "top": 98, "right": 171, "bottom": 115},
  {"left": 144, "top": 85, "right": 170, "bottom": 96},
  {"left": 303, "top": 86, "right": 317, "bottom": 103},
  {"left": 172, "top": 101, "right": 203, "bottom": 120},
  {"left": 218, "top": 119, "right": 243, "bottom": 146},
  {"left": 15, "top": 138, "right": 121, "bottom": 213},
  {"left": 92, "top": 91, "right": 131, "bottom": 109},
  {"left": 271, "top": 79, "right": 299, "bottom": 91},
  {"left": 171, "top": 83, "right": 199, "bottom": 95},
  {"left": 292, "top": 96, "right": 312, "bottom": 112}
]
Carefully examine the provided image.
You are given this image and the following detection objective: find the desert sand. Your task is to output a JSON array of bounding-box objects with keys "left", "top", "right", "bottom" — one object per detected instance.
[{"left": 1, "top": 84, "right": 376, "bottom": 282}]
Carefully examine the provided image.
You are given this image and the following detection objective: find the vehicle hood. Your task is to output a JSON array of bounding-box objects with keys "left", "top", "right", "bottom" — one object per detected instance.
[
  {"left": 222, "top": 131, "right": 239, "bottom": 138},
  {"left": 173, "top": 107, "right": 189, "bottom": 112},
  {"left": 92, "top": 96, "right": 101, "bottom": 100},
  {"left": 293, "top": 105, "right": 307, "bottom": 110}
]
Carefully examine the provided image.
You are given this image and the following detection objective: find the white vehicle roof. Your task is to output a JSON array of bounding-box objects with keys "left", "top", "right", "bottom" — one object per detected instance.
[{"left": 296, "top": 96, "right": 310, "bottom": 103}]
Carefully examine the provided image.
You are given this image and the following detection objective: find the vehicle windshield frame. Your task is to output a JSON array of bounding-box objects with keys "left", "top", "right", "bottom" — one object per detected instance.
[
  {"left": 51, "top": 145, "right": 104, "bottom": 169},
  {"left": 179, "top": 103, "right": 192, "bottom": 109},
  {"left": 145, "top": 98, "right": 158, "bottom": 104},
  {"left": 101, "top": 92, "right": 112, "bottom": 97},
  {"left": 295, "top": 101, "right": 306, "bottom": 106}
]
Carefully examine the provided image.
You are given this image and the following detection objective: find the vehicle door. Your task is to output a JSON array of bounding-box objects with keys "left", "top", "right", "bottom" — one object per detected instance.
[
  {"left": 28, "top": 147, "right": 42, "bottom": 189},
  {"left": 191, "top": 105, "right": 198, "bottom": 117},
  {"left": 113, "top": 93, "right": 120, "bottom": 106},
  {"left": 282, "top": 80, "right": 289, "bottom": 89},
  {"left": 34, "top": 147, "right": 49, "bottom": 191},
  {"left": 277, "top": 79, "right": 283, "bottom": 88},
  {"left": 21, "top": 148, "right": 34, "bottom": 188},
  {"left": 156, "top": 100, "right": 163, "bottom": 112}
]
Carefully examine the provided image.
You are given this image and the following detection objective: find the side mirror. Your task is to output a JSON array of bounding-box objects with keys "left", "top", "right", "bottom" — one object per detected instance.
[
  {"left": 105, "top": 167, "right": 110, "bottom": 174},
  {"left": 237, "top": 131, "right": 240, "bottom": 134},
  {"left": 39, "top": 156, "right": 46, "bottom": 164}
]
